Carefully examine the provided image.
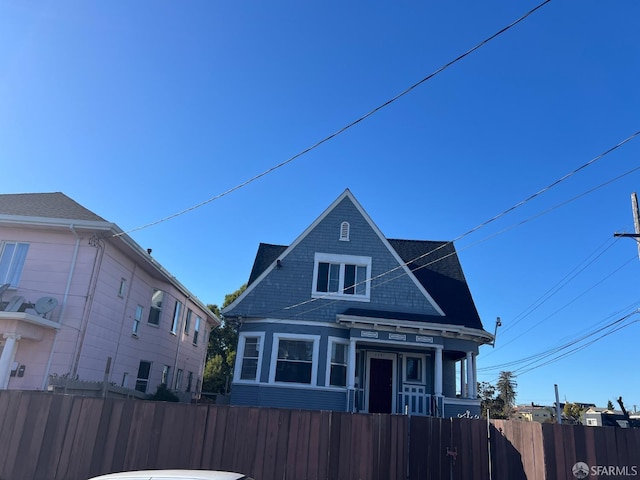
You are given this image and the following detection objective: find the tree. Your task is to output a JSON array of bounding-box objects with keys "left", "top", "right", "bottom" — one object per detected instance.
[
  {"left": 607, "top": 399, "right": 614, "bottom": 410},
  {"left": 563, "top": 402, "right": 584, "bottom": 424},
  {"left": 496, "top": 371, "right": 517, "bottom": 416},
  {"left": 202, "top": 284, "right": 246, "bottom": 394},
  {"left": 478, "top": 381, "right": 506, "bottom": 419}
]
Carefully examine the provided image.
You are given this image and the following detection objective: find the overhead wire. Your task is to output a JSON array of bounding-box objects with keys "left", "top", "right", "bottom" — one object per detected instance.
[
  {"left": 479, "top": 307, "right": 640, "bottom": 384},
  {"left": 268, "top": 133, "right": 640, "bottom": 317},
  {"left": 113, "top": 0, "right": 554, "bottom": 238}
]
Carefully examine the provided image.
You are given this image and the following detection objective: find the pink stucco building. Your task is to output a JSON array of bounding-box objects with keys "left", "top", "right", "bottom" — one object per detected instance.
[{"left": 0, "top": 192, "right": 218, "bottom": 399}]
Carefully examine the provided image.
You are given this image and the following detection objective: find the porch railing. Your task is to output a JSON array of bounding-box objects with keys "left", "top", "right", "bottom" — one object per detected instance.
[{"left": 398, "top": 385, "right": 431, "bottom": 416}]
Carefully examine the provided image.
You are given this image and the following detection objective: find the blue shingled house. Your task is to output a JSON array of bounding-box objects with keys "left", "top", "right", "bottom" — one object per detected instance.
[{"left": 222, "top": 189, "right": 493, "bottom": 417}]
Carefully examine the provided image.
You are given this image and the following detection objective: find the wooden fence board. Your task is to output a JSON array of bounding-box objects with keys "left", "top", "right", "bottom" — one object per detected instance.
[{"left": 10, "top": 392, "right": 51, "bottom": 480}]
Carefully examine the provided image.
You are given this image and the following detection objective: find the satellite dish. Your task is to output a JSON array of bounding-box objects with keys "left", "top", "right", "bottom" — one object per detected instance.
[{"left": 34, "top": 297, "right": 58, "bottom": 316}]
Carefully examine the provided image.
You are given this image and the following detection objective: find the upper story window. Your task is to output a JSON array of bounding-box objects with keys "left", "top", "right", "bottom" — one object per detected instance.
[
  {"left": 0, "top": 242, "right": 29, "bottom": 287},
  {"left": 184, "top": 309, "right": 193, "bottom": 335},
  {"left": 133, "top": 305, "right": 143, "bottom": 336},
  {"left": 118, "top": 278, "right": 127, "bottom": 298},
  {"left": 312, "top": 253, "right": 371, "bottom": 301},
  {"left": 340, "top": 222, "right": 350, "bottom": 241},
  {"left": 193, "top": 316, "right": 201, "bottom": 345},
  {"left": 170, "top": 300, "right": 182, "bottom": 334},
  {"left": 148, "top": 289, "right": 164, "bottom": 326}
]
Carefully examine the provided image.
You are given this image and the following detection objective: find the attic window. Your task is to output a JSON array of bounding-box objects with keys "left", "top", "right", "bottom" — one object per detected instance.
[
  {"left": 340, "top": 222, "right": 350, "bottom": 241},
  {"left": 312, "top": 253, "right": 371, "bottom": 301}
]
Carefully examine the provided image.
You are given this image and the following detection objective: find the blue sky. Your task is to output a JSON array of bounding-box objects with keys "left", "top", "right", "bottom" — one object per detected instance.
[{"left": 2, "top": 0, "right": 639, "bottom": 410}]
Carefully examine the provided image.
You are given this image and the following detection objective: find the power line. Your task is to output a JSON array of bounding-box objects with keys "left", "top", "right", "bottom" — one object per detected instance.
[
  {"left": 271, "top": 131, "right": 640, "bottom": 316},
  {"left": 114, "top": 0, "right": 553, "bottom": 238}
]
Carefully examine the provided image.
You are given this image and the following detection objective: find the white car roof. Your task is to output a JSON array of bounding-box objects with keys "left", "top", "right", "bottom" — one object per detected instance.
[{"left": 88, "top": 470, "right": 250, "bottom": 480}]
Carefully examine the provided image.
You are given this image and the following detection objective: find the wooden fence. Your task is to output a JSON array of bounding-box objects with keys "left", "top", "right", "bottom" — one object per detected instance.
[{"left": 0, "top": 391, "right": 639, "bottom": 480}]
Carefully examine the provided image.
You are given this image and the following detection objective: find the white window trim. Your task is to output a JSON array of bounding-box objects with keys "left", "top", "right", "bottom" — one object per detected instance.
[
  {"left": 118, "top": 278, "right": 127, "bottom": 298},
  {"left": 402, "top": 353, "right": 427, "bottom": 384},
  {"left": 269, "top": 333, "right": 320, "bottom": 386},
  {"left": 325, "top": 337, "right": 349, "bottom": 388},
  {"left": 233, "top": 332, "right": 266, "bottom": 384},
  {"left": 0, "top": 241, "right": 29, "bottom": 288},
  {"left": 311, "top": 253, "right": 371, "bottom": 302}
]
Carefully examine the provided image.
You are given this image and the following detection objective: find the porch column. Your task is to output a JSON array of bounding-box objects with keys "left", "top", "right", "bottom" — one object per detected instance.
[
  {"left": 434, "top": 347, "right": 442, "bottom": 397},
  {"left": 347, "top": 338, "right": 357, "bottom": 412},
  {"left": 460, "top": 358, "right": 467, "bottom": 398},
  {"left": 466, "top": 351, "right": 474, "bottom": 399},
  {"left": 472, "top": 353, "right": 477, "bottom": 399},
  {"left": 0, "top": 334, "right": 20, "bottom": 389}
]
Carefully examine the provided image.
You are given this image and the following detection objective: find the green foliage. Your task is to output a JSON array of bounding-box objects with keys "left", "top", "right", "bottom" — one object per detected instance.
[
  {"left": 478, "top": 381, "right": 507, "bottom": 419},
  {"left": 149, "top": 383, "right": 179, "bottom": 402},
  {"left": 202, "top": 284, "right": 246, "bottom": 394},
  {"left": 607, "top": 399, "right": 614, "bottom": 410},
  {"left": 496, "top": 371, "right": 517, "bottom": 416},
  {"left": 563, "top": 402, "right": 585, "bottom": 424}
]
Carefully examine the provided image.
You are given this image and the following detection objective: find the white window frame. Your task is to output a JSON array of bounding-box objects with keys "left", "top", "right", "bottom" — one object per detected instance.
[
  {"left": 170, "top": 300, "right": 182, "bottom": 335},
  {"left": 0, "top": 242, "right": 29, "bottom": 288},
  {"left": 193, "top": 316, "right": 201, "bottom": 345},
  {"left": 184, "top": 309, "right": 192, "bottom": 335},
  {"left": 269, "top": 333, "right": 320, "bottom": 386},
  {"left": 325, "top": 337, "right": 349, "bottom": 388},
  {"left": 118, "top": 278, "right": 127, "bottom": 298},
  {"left": 403, "top": 354, "right": 427, "bottom": 384},
  {"left": 133, "top": 305, "right": 143, "bottom": 336},
  {"left": 234, "top": 332, "right": 266, "bottom": 384},
  {"left": 312, "top": 253, "right": 371, "bottom": 301}
]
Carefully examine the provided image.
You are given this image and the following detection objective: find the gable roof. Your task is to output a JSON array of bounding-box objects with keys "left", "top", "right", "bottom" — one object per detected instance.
[
  {"left": 226, "top": 189, "right": 485, "bottom": 332},
  {"left": 0, "top": 192, "right": 107, "bottom": 222},
  {"left": 225, "top": 189, "right": 447, "bottom": 317}
]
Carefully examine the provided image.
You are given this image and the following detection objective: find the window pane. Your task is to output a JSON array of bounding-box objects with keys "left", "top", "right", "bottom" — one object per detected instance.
[
  {"left": 148, "top": 290, "right": 163, "bottom": 325},
  {"left": 406, "top": 357, "right": 422, "bottom": 382},
  {"left": 241, "top": 359, "right": 258, "bottom": 380},
  {"left": 244, "top": 337, "right": 260, "bottom": 358},
  {"left": 317, "top": 262, "right": 329, "bottom": 292},
  {"left": 0, "top": 243, "right": 29, "bottom": 287},
  {"left": 344, "top": 264, "right": 355, "bottom": 294},
  {"left": 330, "top": 365, "right": 347, "bottom": 387},
  {"left": 355, "top": 266, "right": 367, "bottom": 295},
  {"left": 275, "top": 339, "right": 313, "bottom": 384},
  {"left": 328, "top": 264, "right": 339, "bottom": 292},
  {"left": 332, "top": 343, "right": 347, "bottom": 364},
  {"left": 275, "top": 360, "right": 312, "bottom": 383},
  {"left": 278, "top": 340, "right": 312, "bottom": 361}
]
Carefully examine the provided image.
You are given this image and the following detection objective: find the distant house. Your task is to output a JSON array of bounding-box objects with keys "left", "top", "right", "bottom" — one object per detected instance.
[
  {"left": 512, "top": 405, "right": 553, "bottom": 423},
  {"left": 583, "top": 407, "right": 640, "bottom": 428},
  {"left": 0, "top": 192, "right": 218, "bottom": 400},
  {"left": 222, "top": 190, "right": 493, "bottom": 417}
]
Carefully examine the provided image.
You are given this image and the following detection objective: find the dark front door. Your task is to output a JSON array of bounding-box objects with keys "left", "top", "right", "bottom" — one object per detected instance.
[{"left": 368, "top": 358, "right": 393, "bottom": 413}]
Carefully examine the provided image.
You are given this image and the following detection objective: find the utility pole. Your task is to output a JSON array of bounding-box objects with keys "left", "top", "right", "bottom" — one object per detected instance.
[{"left": 614, "top": 192, "right": 640, "bottom": 259}]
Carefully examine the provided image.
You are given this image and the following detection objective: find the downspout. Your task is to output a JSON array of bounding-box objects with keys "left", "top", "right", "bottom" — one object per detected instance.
[
  {"left": 71, "top": 233, "right": 105, "bottom": 377},
  {"left": 111, "top": 263, "right": 137, "bottom": 384},
  {"left": 41, "top": 224, "right": 81, "bottom": 389},
  {"left": 171, "top": 295, "right": 189, "bottom": 390}
]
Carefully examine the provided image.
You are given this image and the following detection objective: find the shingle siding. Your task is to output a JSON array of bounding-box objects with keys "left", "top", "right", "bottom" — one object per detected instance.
[
  {"left": 230, "top": 197, "right": 440, "bottom": 322},
  {"left": 231, "top": 383, "right": 348, "bottom": 411}
]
